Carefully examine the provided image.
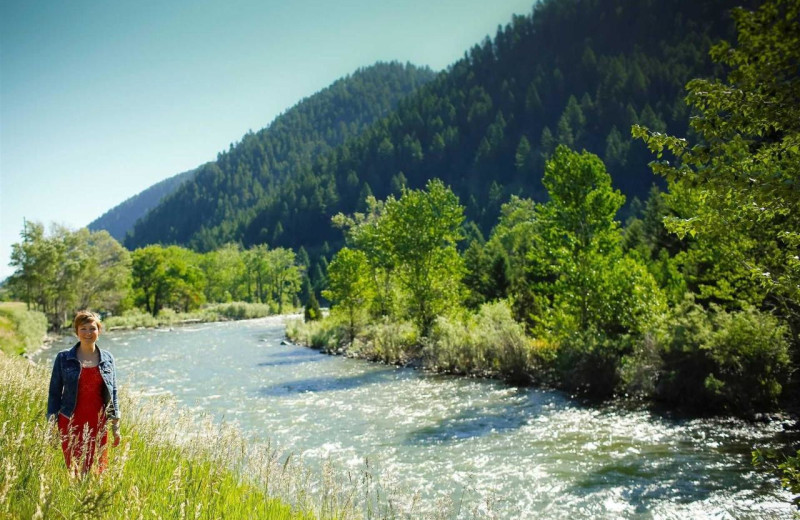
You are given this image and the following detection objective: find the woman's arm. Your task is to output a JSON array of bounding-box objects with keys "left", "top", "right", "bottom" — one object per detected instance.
[
  {"left": 46, "top": 353, "right": 62, "bottom": 421},
  {"left": 110, "top": 356, "right": 120, "bottom": 420},
  {"left": 110, "top": 357, "right": 121, "bottom": 446}
]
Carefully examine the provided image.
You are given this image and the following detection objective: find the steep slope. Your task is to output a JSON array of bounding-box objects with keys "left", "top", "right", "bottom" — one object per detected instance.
[
  {"left": 88, "top": 168, "right": 197, "bottom": 241},
  {"left": 127, "top": 0, "right": 753, "bottom": 257},
  {"left": 209, "top": 0, "right": 753, "bottom": 253},
  {"left": 125, "top": 62, "right": 436, "bottom": 250}
]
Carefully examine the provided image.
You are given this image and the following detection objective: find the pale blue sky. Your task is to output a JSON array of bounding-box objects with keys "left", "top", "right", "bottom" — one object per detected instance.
[{"left": 1, "top": 0, "right": 536, "bottom": 280}]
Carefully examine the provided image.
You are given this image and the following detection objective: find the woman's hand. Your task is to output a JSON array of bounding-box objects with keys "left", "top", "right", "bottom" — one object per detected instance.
[
  {"left": 47, "top": 416, "right": 61, "bottom": 449},
  {"left": 110, "top": 420, "right": 121, "bottom": 447}
]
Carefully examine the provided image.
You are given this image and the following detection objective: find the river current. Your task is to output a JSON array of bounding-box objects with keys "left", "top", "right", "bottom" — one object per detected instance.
[{"left": 37, "top": 316, "right": 796, "bottom": 518}]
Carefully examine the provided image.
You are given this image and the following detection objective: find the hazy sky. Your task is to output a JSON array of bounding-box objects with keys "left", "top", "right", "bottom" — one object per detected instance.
[{"left": 0, "top": 0, "right": 536, "bottom": 280}]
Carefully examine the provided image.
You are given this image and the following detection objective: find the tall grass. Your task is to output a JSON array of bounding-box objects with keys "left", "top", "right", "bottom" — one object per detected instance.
[
  {"left": 286, "top": 318, "right": 344, "bottom": 351},
  {"left": 0, "top": 302, "right": 48, "bottom": 355},
  {"left": 0, "top": 353, "right": 319, "bottom": 519},
  {"left": 1, "top": 352, "right": 470, "bottom": 519}
]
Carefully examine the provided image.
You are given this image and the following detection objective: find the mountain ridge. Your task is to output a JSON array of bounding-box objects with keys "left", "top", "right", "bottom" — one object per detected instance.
[
  {"left": 124, "top": 61, "right": 436, "bottom": 249},
  {"left": 120, "top": 0, "right": 751, "bottom": 259}
]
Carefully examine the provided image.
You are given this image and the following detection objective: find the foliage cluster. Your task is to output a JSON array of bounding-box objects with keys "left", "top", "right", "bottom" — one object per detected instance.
[
  {"left": 7, "top": 223, "right": 131, "bottom": 330},
  {"left": 286, "top": 317, "right": 343, "bottom": 351},
  {"left": 324, "top": 179, "right": 465, "bottom": 340},
  {"left": 302, "top": 132, "right": 792, "bottom": 415},
  {"left": 622, "top": 296, "right": 791, "bottom": 414},
  {"left": 132, "top": 243, "right": 302, "bottom": 317},
  {"left": 7, "top": 225, "right": 305, "bottom": 329},
  {"left": 426, "top": 301, "right": 540, "bottom": 385}
]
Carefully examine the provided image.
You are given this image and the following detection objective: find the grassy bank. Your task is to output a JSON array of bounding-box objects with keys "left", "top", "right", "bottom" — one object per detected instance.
[
  {"left": 104, "top": 302, "right": 284, "bottom": 330},
  {"left": 1, "top": 349, "right": 453, "bottom": 519},
  {"left": 0, "top": 302, "right": 47, "bottom": 356},
  {"left": 7, "top": 344, "right": 440, "bottom": 519},
  {"left": 0, "top": 353, "right": 322, "bottom": 519}
]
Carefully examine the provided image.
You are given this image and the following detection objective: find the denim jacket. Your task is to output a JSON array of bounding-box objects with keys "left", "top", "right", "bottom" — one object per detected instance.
[{"left": 47, "top": 342, "right": 120, "bottom": 422}]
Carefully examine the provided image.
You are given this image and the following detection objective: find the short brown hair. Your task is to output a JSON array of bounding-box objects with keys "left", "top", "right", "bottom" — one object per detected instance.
[{"left": 73, "top": 310, "right": 103, "bottom": 335}]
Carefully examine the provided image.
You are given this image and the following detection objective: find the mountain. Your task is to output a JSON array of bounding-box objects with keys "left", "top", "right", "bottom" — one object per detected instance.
[
  {"left": 125, "top": 62, "right": 436, "bottom": 250},
  {"left": 88, "top": 168, "right": 197, "bottom": 241},
  {"left": 126, "top": 0, "right": 752, "bottom": 256}
]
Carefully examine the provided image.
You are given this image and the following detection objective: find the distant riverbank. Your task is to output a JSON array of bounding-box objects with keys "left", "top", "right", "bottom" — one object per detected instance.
[{"left": 104, "top": 302, "right": 287, "bottom": 330}]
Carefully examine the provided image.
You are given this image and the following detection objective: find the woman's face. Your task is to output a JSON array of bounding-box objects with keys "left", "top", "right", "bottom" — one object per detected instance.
[{"left": 77, "top": 321, "right": 100, "bottom": 343}]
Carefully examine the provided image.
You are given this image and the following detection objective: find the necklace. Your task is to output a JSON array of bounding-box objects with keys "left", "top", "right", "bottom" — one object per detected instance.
[{"left": 78, "top": 349, "right": 99, "bottom": 368}]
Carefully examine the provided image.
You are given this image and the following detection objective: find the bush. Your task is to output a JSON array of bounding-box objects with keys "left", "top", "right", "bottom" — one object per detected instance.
[
  {"left": 208, "top": 302, "right": 273, "bottom": 320},
  {"left": 105, "top": 309, "right": 162, "bottom": 329},
  {"left": 285, "top": 318, "right": 345, "bottom": 351},
  {"left": 651, "top": 296, "right": 790, "bottom": 414},
  {"left": 426, "top": 300, "right": 537, "bottom": 383},
  {"left": 551, "top": 329, "right": 629, "bottom": 397},
  {"left": 619, "top": 332, "right": 663, "bottom": 398},
  {"left": 0, "top": 302, "right": 48, "bottom": 355},
  {"left": 105, "top": 303, "right": 275, "bottom": 330},
  {"left": 358, "top": 317, "right": 418, "bottom": 364}
]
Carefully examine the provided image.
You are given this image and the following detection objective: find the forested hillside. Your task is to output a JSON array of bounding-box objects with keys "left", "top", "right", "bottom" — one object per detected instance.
[
  {"left": 125, "top": 62, "right": 435, "bottom": 250},
  {"left": 88, "top": 168, "right": 197, "bottom": 241},
  {"left": 124, "top": 0, "right": 752, "bottom": 258}
]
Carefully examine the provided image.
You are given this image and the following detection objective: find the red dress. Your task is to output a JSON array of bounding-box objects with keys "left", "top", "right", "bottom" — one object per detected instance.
[{"left": 58, "top": 365, "right": 108, "bottom": 474}]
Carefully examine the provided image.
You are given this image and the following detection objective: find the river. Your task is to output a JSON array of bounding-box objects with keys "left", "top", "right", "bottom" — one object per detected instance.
[{"left": 36, "top": 316, "right": 796, "bottom": 519}]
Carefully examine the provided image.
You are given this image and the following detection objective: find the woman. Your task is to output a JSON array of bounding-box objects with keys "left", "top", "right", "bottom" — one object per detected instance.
[{"left": 47, "top": 310, "right": 121, "bottom": 475}]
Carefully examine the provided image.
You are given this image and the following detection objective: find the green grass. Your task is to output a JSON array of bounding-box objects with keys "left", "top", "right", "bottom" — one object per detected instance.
[
  {"left": 0, "top": 353, "right": 345, "bottom": 519},
  {"left": 0, "top": 302, "right": 47, "bottom": 355}
]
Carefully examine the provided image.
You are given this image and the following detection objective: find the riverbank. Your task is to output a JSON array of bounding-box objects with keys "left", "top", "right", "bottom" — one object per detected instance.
[
  {"left": 17, "top": 315, "right": 460, "bottom": 520},
  {"left": 22, "top": 314, "right": 798, "bottom": 517},
  {"left": 285, "top": 307, "right": 793, "bottom": 417},
  {"left": 104, "top": 302, "right": 290, "bottom": 330}
]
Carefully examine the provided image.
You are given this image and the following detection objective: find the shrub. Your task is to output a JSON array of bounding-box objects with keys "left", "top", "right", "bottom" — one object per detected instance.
[
  {"left": 208, "top": 302, "right": 273, "bottom": 320},
  {"left": 105, "top": 308, "right": 163, "bottom": 329},
  {"left": 358, "top": 317, "right": 418, "bottom": 364},
  {"left": 550, "top": 329, "right": 629, "bottom": 397},
  {"left": 652, "top": 296, "right": 790, "bottom": 414},
  {"left": 426, "top": 300, "right": 536, "bottom": 383},
  {"left": 619, "top": 332, "right": 663, "bottom": 398},
  {"left": 105, "top": 303, "right": 275, "bottom": 330},
  {"left": 285, "top": 318, "right": 345, "bottom": 351}
]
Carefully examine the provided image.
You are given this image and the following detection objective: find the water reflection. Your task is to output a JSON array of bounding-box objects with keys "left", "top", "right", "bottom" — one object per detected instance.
[
  {"left": 405, "top": 395, "right": 555, "bottom": 445},
  {"left": 258, "top": 369, "right": 394, "bottom": 396},
  {"left": 256, "top": 356, "right": 325, "bottom": 367}
]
